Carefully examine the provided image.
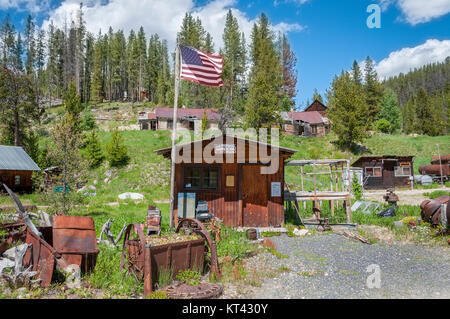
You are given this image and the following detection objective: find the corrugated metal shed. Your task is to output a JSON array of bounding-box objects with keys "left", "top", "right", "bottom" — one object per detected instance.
[{"left": 0, "top": 146, "right": 41, "bottom": 171}]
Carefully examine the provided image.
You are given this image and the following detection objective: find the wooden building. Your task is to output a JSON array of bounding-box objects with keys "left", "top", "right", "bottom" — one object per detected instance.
[
  {"left": 139, "top": 107, "right": 221, "bottom": 131},
  {"left": 352, "top": 156, "right": 414, "bottom": 190},
  {"left": 281, "top": 111, "right": 330, "bottom": 138},
  {"left": 304, "top": 99, "right": 328, "bottom": 117},
  {"left": 156, "top": 135, "right": 297, "bottom": 227},
  {"left": 0, "top": 145, "right": 41, "bottom": 193}
]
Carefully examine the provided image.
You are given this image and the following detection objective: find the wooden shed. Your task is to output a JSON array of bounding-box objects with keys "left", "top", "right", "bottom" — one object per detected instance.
[
  {"left": 156, "top": 135, "right": 297, "bottom": 227},
  {"left": 0, "top": 145, "right": 41, "bottom": 193},
  {"left": 352, "top": 156, "right": 414, "bottom": 190}
]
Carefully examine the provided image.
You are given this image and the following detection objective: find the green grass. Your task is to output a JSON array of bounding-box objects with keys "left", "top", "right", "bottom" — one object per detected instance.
[{"left": 423, "top": 190, "right": 450, "bottom": 199}]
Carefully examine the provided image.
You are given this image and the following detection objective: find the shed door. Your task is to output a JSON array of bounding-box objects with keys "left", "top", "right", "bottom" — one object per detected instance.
[
  {"left": 383, "top": 161, "right": 396, "bottom": 188},
  {"left": 242, "top": 165, "right": 268, "bottom": 227}
]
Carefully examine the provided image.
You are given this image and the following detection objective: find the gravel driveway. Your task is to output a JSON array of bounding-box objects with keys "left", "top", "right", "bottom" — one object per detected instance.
[{"left": 247, "top": 234, "right": 450, "bottom": 299}]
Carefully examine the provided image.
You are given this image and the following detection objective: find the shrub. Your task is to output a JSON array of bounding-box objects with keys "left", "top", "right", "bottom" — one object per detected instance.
[
  {"left": 107, "top": 128, "right": 129, "bottom": 167},
  {"left": 352, "top": 175, "right": 363, "bottom": 201},
  {"left": 176, "top": 269, "right": 201, "bottom": 286},
  {"left": 85, "top": 130, "right": 104, "bottom": 168},
  {"left": 375, "top": 119, "right": 392, "bottom": 134}
]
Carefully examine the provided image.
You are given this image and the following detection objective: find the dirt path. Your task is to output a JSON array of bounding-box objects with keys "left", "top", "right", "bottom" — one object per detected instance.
[
  {"left": 364, "top": 187, "right": 450, "bottom": 206},
  {"left": 243, "top": 234, "right": 450, "bottom": 299}
]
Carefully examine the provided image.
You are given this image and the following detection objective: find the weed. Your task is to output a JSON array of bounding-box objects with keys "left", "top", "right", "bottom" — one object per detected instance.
[
  {"left": 157, "top": 267, "right": 174, "bottom": 288},
  {"left": 266, "top": 248, "right": 289, "bottom": 259},
  {"left": 176, "top": 269, "right": 201, "bottom": 286},
  {"left": 146, "top": 291, "right": 169, "bottom": 299}
]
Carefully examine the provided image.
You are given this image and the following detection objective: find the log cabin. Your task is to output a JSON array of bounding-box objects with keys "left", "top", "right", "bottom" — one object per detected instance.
[
  {"left": 0, "top": 145, "right": 41, "bottom": 193},
  {"left": 156, "top": 135, "right": 297, "bottom": 227},
  {"left": 352, "top": 156, "right": 414, "bottom": 190},
  {"left": 304, "top": 99, "right": 328, "bottom": 117}
]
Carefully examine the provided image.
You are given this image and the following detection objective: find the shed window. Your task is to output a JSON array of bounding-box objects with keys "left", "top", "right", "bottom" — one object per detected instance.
[
  {"left": 184, "top": 166, "right": 219, "bottom": 190},
  {"left": 365, "top": 167, "right": 382, "bottom": 177},
  {"left": 15, "top": 175, "right": 21, "bottom": 186},
  {"left": 395, "top": 167, "right": 411, "bottom": 177},
  {"left": 167, "top": 120, "right": 173, "bottom": 129}
]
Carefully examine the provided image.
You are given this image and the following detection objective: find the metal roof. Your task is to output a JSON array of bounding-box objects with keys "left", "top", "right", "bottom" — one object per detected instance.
[{"left": 0, "top": 146, "right": 41, "bottom": 171}]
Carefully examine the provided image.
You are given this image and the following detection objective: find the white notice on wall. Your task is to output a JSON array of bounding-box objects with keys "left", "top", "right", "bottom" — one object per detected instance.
[{"left": 271, "top": 182, "right": 281, "bottom": 197}]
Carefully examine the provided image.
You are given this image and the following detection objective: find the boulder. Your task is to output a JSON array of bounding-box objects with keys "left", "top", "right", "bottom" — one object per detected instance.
[
  {"left": 293, "top": 228, "right": 309, "bottom": 237},
  {"left": 118, "top": 193, "right": 145, "bottom": 201}
]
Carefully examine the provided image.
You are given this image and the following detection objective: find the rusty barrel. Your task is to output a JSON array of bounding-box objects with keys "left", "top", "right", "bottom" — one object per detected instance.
[
  {"left": 420, "top": 196, "right": 450, "bottom": 228},
  {"left": 52, "top": 216, "right": 99, "bottom": 273}
]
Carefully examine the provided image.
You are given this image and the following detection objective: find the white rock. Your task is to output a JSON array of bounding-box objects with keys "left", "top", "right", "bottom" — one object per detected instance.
[
  {"left": 118, "top": 193, "right": 145, "bottom": 200},
  {"left": 105, "top": 170, "right": 113, "bottom": 178},
  {"left": 65, "top": 264, "right": 82, "bottom": 289},
  {"left": 293, "top": 229, "right": 309, "bottom": 237}
]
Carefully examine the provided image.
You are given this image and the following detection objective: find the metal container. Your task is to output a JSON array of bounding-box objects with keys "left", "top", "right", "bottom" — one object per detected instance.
[{"left": 52, "top": 216, "right": 99, "bottom": 274}]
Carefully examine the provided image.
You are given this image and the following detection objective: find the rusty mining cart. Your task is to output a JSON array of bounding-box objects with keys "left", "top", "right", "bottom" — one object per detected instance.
[
  {"left": 120, "top": 217, "right": 221, "bottom": 297},
  {"left": 0, "top": 184, "right": 99, "bottom": 287}
]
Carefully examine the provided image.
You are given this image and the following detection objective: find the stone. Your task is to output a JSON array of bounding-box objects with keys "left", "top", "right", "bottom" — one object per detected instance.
[
  {"left": 118, "top": 192, "right": 145, "bottom": 201},
  {"left": 65, "top": 264, "right": 81, "bottom": 289},
  {"left": 394, "top": 221, "right": 405, "bottom": 228},
  {"left": 105, "top": 170, "right": 113, "bottom": 178},
  {"left": 293, "top": 229, "right": 309, "bottom": 237}
]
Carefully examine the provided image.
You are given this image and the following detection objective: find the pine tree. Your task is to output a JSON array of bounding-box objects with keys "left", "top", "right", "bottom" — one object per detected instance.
[
  {"left": 351, "top": 60, "right": 362, "bottom": 85},
  {"left": 415, "top": 87, "right": 441, "bottom": 136},
  {"left": 312, "top": 89, "right": 323, "bottom": 103},
  {"left": 378, "top": 88, "right": 401, "bottom": 133},
  {"left": 279, "top": 33, "right": 297, "bottom": 111},
  {"left": 245, "top": 14, "right": 283, "bottom": 130},
  {"left": 327, "top": 71, "right": 369, "bottom": 149},
  {"left": 364, "top": 57, "right": 383, "bottom": 123},
  {"left": 91, "top": 34, "right": 104, "bottom": 104},
  {"left": 85, "top": 129, "right": 104, "bottom": 168},
  {"left": 107, "top": 128, "right": 129, "bottom": 167}
]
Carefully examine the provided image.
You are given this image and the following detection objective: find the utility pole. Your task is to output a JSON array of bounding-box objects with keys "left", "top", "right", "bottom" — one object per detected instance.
[
  {"left": 437, "top": 144, "right": 444, "bottom": 187},
  {"left": 169, "top": 41, "right": 181, "bottom": 228}
]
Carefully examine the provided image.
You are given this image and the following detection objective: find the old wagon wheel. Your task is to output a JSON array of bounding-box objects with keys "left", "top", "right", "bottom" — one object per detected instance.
[
  {"left": 176, "top": 218, "right": 221, "bottom": 279},
  {"left": 120, "top": 223, "right": 146, "bottom": 282}
]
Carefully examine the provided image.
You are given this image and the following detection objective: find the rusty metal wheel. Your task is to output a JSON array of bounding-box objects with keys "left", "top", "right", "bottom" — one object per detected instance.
[
  {"left": 176, "top": 218, "right": 221, "bottom": 279},
  {"left": 120, "top": 223, "right": 146, "bottom": 282},
  {"left": 165, "top": 282, "right": 223, "bottom": 299}
]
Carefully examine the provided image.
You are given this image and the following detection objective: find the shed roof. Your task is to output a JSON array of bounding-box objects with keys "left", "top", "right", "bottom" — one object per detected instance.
[
  {"left": 304, "top": 100, "right": 328, "bottom": 112},
  {"left": 352, "top": 155, "right": 414, "bottom": 167},
  {"left": 285, "top": 111, "right": 325, "bottom": 124},
  {"left": 0, "top": 146, "right": 41, "bottom": 171},
  {"left": 155, "top": 134, "right": 297, "bottom": 159},
  {"left": 155, "top": 107, "right": 221, "bottom": 121}
]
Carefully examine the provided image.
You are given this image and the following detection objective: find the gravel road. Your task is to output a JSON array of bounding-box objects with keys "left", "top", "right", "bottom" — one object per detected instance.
[{"left": 247, "top": 234, "right": 450, "bottom": 299}]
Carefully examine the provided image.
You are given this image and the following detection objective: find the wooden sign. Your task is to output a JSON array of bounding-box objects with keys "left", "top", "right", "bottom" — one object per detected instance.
[{"left": 214, "top": 144, "right": 236, "bottom": 154}]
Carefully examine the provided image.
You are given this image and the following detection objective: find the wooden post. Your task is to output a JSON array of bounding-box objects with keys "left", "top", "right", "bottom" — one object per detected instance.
[
  {"left": 169, "top": 43, "right": 181, "bottom": 229},
  {"left": 301, "top": 166, "right": 306, "bottom": 209},
  {"left": 329, "top": 164, "right": 335, "bottom": 218},
  {"left": 346, "top": 160, "right": 352, "bottom": 223}
]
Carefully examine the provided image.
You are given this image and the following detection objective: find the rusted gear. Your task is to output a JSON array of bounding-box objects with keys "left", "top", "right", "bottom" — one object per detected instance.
[
  {"left": 165, "top": 282, "right": 223, "bottom": 299},
  {"left": 176, "top": 218, "right": 221, "bottom": 279},
  {"left": 120, "top": 223, "right": 147, "bottom": 281}
]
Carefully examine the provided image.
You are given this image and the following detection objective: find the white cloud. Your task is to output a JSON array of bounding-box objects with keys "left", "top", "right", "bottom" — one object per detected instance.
[
  {"left": 397, "top": 0, "right": 450, "bottom": 25},
  {"left": 375, "top": 39, "right": 450, "bottom": 79},
  {"left": 0, "top": 0, "right": 49, "bottom": 13},
  {"left": 377, "top": 0, "right": 450, "bottom": 25},
  {"left": 42, "top": 0, "right": 305, "bottom": 52},
  {"left": 274, "top": 0, "right": 309, "bottom": 7}
]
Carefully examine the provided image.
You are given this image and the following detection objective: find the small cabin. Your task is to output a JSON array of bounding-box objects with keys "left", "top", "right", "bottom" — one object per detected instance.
[
  {"left": 281, "top": 111, "right": 330, "bottom": 138},
  {"left": 0, "top": 145, "right": 41, "bottom": 193},
  {"left": 156, "top": 135, "right": 297, "bottom": 227},
  {"left": 139, "top": 107, "right": 221, "bottom": 131},
  {"left": 352, "top": 156, "right": 414, "bottom": 190}
]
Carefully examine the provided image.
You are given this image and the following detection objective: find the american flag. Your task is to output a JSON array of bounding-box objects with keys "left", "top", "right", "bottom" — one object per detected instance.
[{"left": 180, "top": 45, "right": 224, "bottom": 87}]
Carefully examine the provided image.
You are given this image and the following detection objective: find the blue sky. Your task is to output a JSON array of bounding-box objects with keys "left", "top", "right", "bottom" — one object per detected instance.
[{"left": 1, "top": 0, "right": 450, "bottom": 109}]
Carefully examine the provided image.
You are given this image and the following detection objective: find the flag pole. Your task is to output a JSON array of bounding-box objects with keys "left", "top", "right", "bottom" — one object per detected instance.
[{"left": 169, "top": 41, "right": 181, "bottom": 228}]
